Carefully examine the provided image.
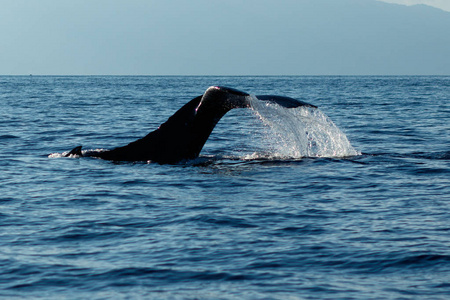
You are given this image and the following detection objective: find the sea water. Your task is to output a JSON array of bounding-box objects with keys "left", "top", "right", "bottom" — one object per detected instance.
[{"left": 0, "top": 76, "right": 449, "bottom": 299}]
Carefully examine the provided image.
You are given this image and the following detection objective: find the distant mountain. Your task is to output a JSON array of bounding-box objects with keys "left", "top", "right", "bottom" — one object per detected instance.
[
  {"left": 377, "top": 0, "right": 450, "bottom": 13},
  {"left": 228, "top": 0, "right": 450, "bottom": 75},
  {"left": 160, "top": 0, "right": 450, "bottom": 75},
  {"left": 2, "top": 0, "right": 449, "bottom": 75}
]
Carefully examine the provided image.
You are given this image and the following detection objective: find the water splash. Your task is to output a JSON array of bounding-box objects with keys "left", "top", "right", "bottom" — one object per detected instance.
[
  {"left": 249, "top": 96, "right": 359, "bottom": 158},
  {"left": 48, "top": 149, "right": 107, "bottom": 159}
]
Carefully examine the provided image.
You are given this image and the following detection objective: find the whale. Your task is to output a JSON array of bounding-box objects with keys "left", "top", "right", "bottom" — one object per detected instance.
[{"left": 64, "top": 86, "right": 317, "bottom": 164}]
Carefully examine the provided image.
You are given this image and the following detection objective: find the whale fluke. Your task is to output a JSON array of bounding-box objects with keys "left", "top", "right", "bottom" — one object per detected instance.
[
  {"left": 63, "top": 86, "right": 317, "bottom": 164},
  {"left": 255, "top": 95, "right": 318, "bottom": 109}
]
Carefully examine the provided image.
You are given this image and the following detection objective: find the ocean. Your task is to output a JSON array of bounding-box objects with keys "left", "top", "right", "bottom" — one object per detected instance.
[{"left": 1, "top": 76, "right": 449, "bottom": 299}]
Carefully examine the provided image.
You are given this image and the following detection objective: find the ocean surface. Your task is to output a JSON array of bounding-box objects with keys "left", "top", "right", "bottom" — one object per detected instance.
[{"left": 1, "top": 75, "right": 449, "bottom": 299}]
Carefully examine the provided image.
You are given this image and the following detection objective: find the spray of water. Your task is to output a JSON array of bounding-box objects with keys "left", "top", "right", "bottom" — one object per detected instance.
[{"left": 249, "top": 95, "right": 359, "bottom": 159}]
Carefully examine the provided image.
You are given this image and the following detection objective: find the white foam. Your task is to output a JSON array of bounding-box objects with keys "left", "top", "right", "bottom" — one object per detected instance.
[
  {"left": 48, "top": 152, "right": 65, "bottom": 158},
  {"left": 48, "top": 148, "right": 108, "bottom": 159}
]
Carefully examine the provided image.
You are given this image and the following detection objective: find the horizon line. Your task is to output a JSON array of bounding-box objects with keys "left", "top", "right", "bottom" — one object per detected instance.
[{"left": 1, "top": 74, "right": 449, "bottom": 77}]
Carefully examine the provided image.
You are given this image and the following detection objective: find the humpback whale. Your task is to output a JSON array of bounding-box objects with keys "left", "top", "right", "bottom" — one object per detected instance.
[{"left": 64, "top": 86, "right": 316, "bottom": 164}]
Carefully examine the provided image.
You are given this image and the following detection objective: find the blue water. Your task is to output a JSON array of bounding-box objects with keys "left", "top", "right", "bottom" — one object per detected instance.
[{"left": 1, "top": 76, "right": 449, "bottom": 299}]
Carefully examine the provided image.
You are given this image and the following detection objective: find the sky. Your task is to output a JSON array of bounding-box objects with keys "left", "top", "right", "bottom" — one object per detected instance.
[{"left": 1, "top": 0, "right": 449, "bottom": 75}]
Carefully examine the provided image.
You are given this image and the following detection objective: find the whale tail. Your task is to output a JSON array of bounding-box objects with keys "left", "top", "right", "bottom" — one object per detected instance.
[
  {"left": 95, "top": 86, "right": 251, "bottom": 163},
  {"left": 255, "top": 95, "right": 317, "bottom": 109},
  {"left": 62, "top": 86, "right": 317, "bottom": 163}
]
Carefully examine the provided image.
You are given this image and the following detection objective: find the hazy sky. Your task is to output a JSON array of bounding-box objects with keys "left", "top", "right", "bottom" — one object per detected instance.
[{"left": 1, "top": 0, "right": 449, "bottom": 75}]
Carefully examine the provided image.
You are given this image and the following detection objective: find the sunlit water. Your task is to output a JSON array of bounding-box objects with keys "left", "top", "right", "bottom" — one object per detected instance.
[{"left": 1, "top": 76, "right": 449, "bottom": 299}]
